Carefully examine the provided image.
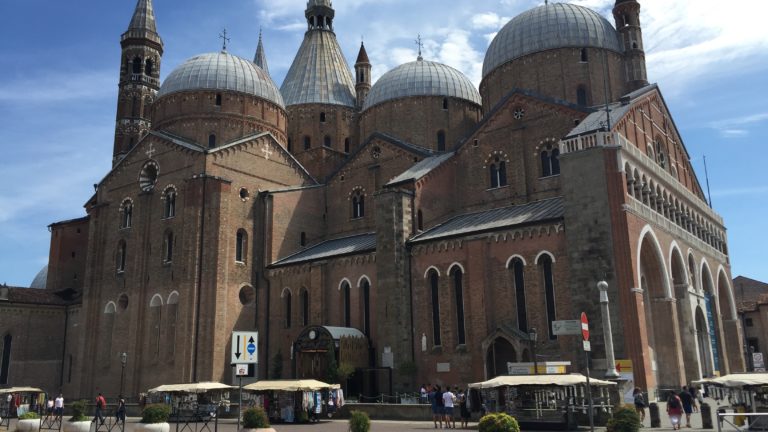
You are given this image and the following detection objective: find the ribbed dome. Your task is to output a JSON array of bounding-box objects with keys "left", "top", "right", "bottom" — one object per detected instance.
[
  {"left": 483, "top": 3, "right": 622, "bottom": 78},
  {"left": 30, "top": 265, "right": 48, "bottom": 289},
  {"left": 158, "top": 52, "right": 285, "bottom": 107},
  {"left": 363, "top": 59, "right": 481, "bottom": 111}
]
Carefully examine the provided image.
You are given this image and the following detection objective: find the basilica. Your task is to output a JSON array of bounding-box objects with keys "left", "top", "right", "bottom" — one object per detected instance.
[{"left": 0, "top": 0, "right": 744, "bottom": 399}]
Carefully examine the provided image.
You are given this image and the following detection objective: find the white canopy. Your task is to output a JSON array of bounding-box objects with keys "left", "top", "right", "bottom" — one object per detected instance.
[
  {"left": 148, "top": 382, "right": 235, "bottom": 394},
  {"left": 0, "top": 387, "right": 45, "bottom": 394},
  {"left": 692, "top": 373, "right": 768, "bottom": 389},
  {"left": 469, "top": 374, "right": 617, "bottom": 389},
  {"left": 243, "top": 379, "right": 340, "bottom": 392}
]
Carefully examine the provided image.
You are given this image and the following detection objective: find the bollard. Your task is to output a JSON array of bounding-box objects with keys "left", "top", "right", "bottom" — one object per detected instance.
[
  {"left": 649, "top": 402, "right": 661, "bottom": 428},
  {"left": 700, "top": 402, "right": 713, "bottom": 429}
]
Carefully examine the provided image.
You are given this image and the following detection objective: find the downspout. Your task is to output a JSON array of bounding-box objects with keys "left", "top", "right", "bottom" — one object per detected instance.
[
  {"left": 259, "top": 192, "right": 272, "bottom": 379},
  {"left": 192, "top": 175, "right": 207, "bottom": 382}
]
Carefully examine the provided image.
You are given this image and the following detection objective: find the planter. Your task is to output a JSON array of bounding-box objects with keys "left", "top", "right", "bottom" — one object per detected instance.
[
  {"left": 239, "top": 428, "right": 277, "bottom": 432},
  {"left": 135, "top": 423, "right": 170, "bottom": 432},
  {"left": 16, "top": 419, "right": 41, "bottom": 432},
  {"left": 63, "top": 421, "right": 92, "bottom": 432}
]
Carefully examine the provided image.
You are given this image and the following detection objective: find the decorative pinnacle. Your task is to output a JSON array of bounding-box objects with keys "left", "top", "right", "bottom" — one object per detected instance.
[
  {"left": 219, "top": 28, "right": 230, "bottom": 52},
  {"left": 415, "top": 34, "right": 424, "bottom": 61}
]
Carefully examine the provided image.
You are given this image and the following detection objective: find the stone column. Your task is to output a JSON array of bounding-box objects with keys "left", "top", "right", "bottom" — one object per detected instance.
[{"left": 598, "top": 281, "right": 620, "bottom": 378}]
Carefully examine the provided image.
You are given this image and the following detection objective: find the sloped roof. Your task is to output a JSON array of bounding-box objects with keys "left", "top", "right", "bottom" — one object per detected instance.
[
  {"left": 271, "top": 233, "right": 376, "bottom": 267},
  {"left": 0, "top": 287, "right": 74, "bottom": 306},
  {"left": 565, "top": 84, "right": 657, "bottom": 138},
  {"left": 387, "top": 152, "right": 454, "bottom": 187},
  {"left": 411, "top": 198, "right": 564, "bottom": 243}
]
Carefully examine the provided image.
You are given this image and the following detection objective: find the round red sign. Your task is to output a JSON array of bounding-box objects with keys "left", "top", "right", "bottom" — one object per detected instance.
[{"left": 581, "top": 312, "right": 589, "bottom": 341}]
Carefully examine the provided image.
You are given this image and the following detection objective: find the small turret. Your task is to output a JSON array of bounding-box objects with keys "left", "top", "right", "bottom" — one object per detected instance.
[
  {"left": 305, "top": 0, "right": 334, "bottom": 31},
  {"left": 354, "top": 42, "right": 371, "bottom": 110},
  {"left": 253, "top": 29, "right": 270, "bottom": 76},
  {"left": 113, "top": 0, "right": 163, "bottom": 165},
  {"left": 613, "top": 0, "right": 648, "bottom": 91}
]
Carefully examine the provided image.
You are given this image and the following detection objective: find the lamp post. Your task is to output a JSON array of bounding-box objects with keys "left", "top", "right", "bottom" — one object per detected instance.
[
  {"left": 119, "top": 352, "right": 128, "bottom": 397},
  {"left": 598, "top": 281, "right": 620, "bottom": 379},
  {"left": 529, "top": 327, "right": 538, "bottom": 375}
]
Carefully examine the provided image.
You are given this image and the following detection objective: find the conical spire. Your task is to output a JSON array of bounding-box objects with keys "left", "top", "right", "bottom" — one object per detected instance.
[
  {"left": 253, "top": 29, "right": 270, "bottom": 75},
  {"left": 355, "top": 41, "right": 370, "bottom": 64},
  {"left": 128, "top": 0, "right": 158, "bottom": 34}
]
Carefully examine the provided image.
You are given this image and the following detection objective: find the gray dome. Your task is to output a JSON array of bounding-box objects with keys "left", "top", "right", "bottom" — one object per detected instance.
[
  {"left": 483, "top": 3, "right": 622, "bottom": 78},
  {"left": 30, "top": 264, "right": 48, "bottom": 289},
  {"left": 363, "top": 59, "right": 481, "bottom": 111},
  {"left": 158, "top": 52, "right": 285, "bottom": 107}
]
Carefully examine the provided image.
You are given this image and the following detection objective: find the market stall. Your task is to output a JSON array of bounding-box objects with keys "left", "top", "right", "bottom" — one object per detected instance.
[
  {"left": 469, "top": 374, "right": 617, "bottom": 430},
  {"left": 693, "top": 373, "right": 768, "bottom": 429},
  {"left": 147, "top": 382, "right": 235, "bottom": 432},
  {"left": 0, "top": 387, "right": 46, "bottom": 431},
  {"left": 242, "top": 380, "right": 343, "bottom": 424}
]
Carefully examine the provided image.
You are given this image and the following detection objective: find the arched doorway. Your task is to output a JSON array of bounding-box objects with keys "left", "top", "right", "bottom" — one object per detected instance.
[
  {"left": 671, "top": 247, "right": 697, "bottom": 383},
  {"left": 695, "top": 307, "right": 713, "bottom": 377},
  {"left": 486, "top": 337, "right": 517, "bottom": 379},
  {"left": 702, "top": 265, "right": 726, "bottom": 374},
  {"left": 639, "top": 231, "right": 681, "bottom": 391},
  {"left": 717, "top": 269, "right": 742, "bottom": 372}
]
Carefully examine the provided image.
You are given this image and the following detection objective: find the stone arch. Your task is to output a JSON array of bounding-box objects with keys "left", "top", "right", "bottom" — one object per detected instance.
[
  {"left": 694, "top": 306, "right": 714, "bottom": 377},
  {"left": 280, "top": 287, "right": 293, "bottom": 298},
  {"left": 534, "top": 250, "right": 556, "bottom": 265},
  {"left": 637, "top": 225, "right": 680, "bottom": 391},
  {"left": 700, "top": 262, "right": 727, "bottom": 373},
  {"left": 505, "top": 255, "right": 528, "bottom": 268},
  {"left": 717, "top": 267, "right": 742, "bottom": 373},
  {"left": 687, "top": 252, "right": 698, "bottom": 292},
  {"left": 167, "top": 291, "right": 179, "bottom": 305},
  {"left": 357, "top": 275, "right": 372, "bottom": 289},
  {"left": 423, "top": 266, "right": 441, "bottom": 278},
  {"left": 104, "top": 301, "right": 117, "bottom": 314},
  {"left": 447, "top": 262, "right": 465, "bottom": 275},
  {"left": 338, "top": 278, "right": 352, "bottom": 291},
  {"left": 149, "top": 294, "right": 163, "bottom": 307},
  {"left": 670, "top": 244, "right": 698, "bottom": 383},
  {"left": 485, "top": 336, "right": 517, "bottom": 379}
]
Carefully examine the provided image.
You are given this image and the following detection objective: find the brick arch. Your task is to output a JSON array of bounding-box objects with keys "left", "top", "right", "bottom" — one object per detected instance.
[
  {"left": 447, "top": 262, "right": 465, "bottom": 275},
  {"left": 149, "top": 294, "right": 163, "bottom": 307},
  {"left": 717, "top": 266, "right": 742, "bottom": 373},
  {"left": 716, "top": 266, "right": 737, "bottom": 320},
  {"left": 337, "top": 278, "right": 352, "bottom": 291},
  {"left": 505, "top": 255, "right": 527, "bottom": 268},
  {"left": 534, "top": 250, "right": 556, "bottom": 265},
  {"left": 636, "top": 226, "right": 672, "bottom": 298},
  {"left": 357, "top": 275, "right": 372, "bottom": 288},
  {"left": 423, "top": 266, "right": 441, "bottom": 278},
  {"left": 668, "top": 242, "right": 689, "bottom": 289},
  {"left": 280, "top": 287, "right": 293, "bottom": 298},
  {"left": 104, "top": 301, "right": 117, "bottom": 314}
]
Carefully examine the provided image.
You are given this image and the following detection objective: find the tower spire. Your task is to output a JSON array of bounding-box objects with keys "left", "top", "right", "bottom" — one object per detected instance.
[
  {"left": 613, "top": 0, "right": 648, "bottom": 91},
  {"left": 125, "top": 0, "right": 160, "bottom": 43},
  {"left": 253, "top": 28, "right": 270, "bottom": 75},
  {"left": 355, "top": 41, "right": 371, "bottom": 110}
]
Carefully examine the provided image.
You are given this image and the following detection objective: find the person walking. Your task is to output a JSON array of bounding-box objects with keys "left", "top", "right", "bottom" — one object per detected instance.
[
  {"left": 442, "top": 387, "right": 456, "bottom": 429},
  {"left": 667, "top": 392, "right": 684, "bottom": 430},
  {"left": 93, "top": 392, "right": 106, "bottom": 425},
  {"left": 420, "top": 384, "right": 428, "bottom": 404},
  {"left": 54, "top": 394, "right": 64, "bottom": 417},
  {"left": 116, "top": 395, "right": 126, "bottom": 424},
  {"left": 679, "top": 386, "right": 694, "bottom": 427},
  {"left": 633, "top": 387, "right": 646, "bottom": 423},
  {"left": 458, "top": 388, "right": 470, "bottom": 429},
  {"left": 429, "top": 385, "right": 443, "bottom": 429}
]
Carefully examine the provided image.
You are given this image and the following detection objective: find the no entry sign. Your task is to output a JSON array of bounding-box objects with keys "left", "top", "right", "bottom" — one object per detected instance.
[{"left": 581, "top": 312, "right": 589, "bottom": 341}]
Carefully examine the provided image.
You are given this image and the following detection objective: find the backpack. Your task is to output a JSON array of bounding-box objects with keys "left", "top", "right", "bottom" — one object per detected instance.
[
  {"left": 634, "top": 393, "right": 645, "bottom": 407},
  {"left": 668, "top": 396, "right": 680, "bottom": 409}
]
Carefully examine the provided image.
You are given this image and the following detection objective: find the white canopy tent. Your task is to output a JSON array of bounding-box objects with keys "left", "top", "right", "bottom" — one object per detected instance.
[
  {"left": 692, "top": 373, "right": 768, "bottom": 389},
  {"left": 147, "top": 382, "right": 235, "bottom": 394},
  {"left": 469, "top": 374, "right": 617, "bottom": 389},
  {"left": 0, "top": 387, "right": 44, "bottom": 394},
  {"left": 243, "top": 379, "right": 339, "bottom": 392}
]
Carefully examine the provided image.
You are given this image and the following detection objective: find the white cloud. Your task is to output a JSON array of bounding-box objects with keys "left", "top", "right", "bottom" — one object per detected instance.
[
  {"left": 0, "top": 71, "right": 115, "bottom": 104},
  {"left": 471, "top": 12, "right": 508, "bottom": 30},
  {"left": 710, "top": 112, "right": 768, "bottom": 138}
]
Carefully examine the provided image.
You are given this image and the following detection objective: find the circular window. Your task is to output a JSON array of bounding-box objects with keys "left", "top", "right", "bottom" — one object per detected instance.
[
  {"left": 239, "top": 285, "right": 255, "bottom": 306},
  {"left": 239, "top": 187, "right": 250, "bottom": 201},
  {"left": 139, "top": 161, "right": 159, "bottom": 191},
  {"left": 118, "top": 293, "right": 129, "bottom": 311}
]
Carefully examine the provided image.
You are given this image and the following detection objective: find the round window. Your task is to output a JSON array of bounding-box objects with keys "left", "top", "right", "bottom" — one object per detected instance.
[
  {"left": 239, "top": 187, "right": 250, "bottom": 201},
  {"left": 139, "top": 161, "right": 159, "bottom": 191},
  {"left": 239, "top": 285, "right": 255, "bottom": 306}
]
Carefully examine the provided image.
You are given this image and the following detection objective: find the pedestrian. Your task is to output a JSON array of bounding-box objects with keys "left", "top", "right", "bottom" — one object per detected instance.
[
  {"left": 688, "top": 385, "right": 698, "bottom": 413},
  {"left": 442, "top": 386, "right": 456, "bottom": 429},
  {"left": 458, "top": 388, "right": 470, "bottom": 429},
  {"left": 116, "top": 395, "right": 126, "bottom": 424},
  {"left": 429, "top": 385, "right": 443, "bottom": 429},
  {"left": 93, "top": 392, "right": 106, "bottom": 425},
  {"left": 46, "top": 397, "right": 54, "bottom": 415},
  {"left": 695, "top": 386, "right": 705, "bottom": 406},
  {"left": 633, "top": 387, "right": 646, "bottom": 423},
  {"left": 54, "top": 394, "right": 64, "bottom": 417},
  {"left": 420, "top": 384, "right": 428, "bottom": 404},
  {"left": 667, "top": 392, "right": 684, "bottom": 430},
  {"left": 679, "top": 386, "right": 694, "bottom": 427}
]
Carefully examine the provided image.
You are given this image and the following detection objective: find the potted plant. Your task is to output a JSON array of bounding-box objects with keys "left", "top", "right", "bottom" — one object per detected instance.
[
  {"left": 607, "top": 404, "right": 641, "bottom": 432},
  {"left": 240, "top": 407, "right": 275, "bottom": 432},
  {"left": 349, "top": 410, "right": 370, "bottom": 432},
  {"left": 478, "top": 412, "right": 520, "bottom": 432},
  {"left": 63, "top": 400, "right": 91, "bottom": 432},
  {"left": 135, "top": 404, "right": 171, "bottom": 432},
  {"left": 16, "top": 411, "right": 41, "bottom": 432}
]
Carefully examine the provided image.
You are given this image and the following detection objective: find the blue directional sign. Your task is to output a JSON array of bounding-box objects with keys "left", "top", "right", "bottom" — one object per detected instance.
[{"left": 231, "top": 331, "right": 258, "bottom": 364}]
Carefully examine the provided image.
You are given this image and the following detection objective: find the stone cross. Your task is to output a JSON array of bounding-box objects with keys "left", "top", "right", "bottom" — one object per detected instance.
[
  {"left": 145, "top": 143, "right": 156, "bottom": 159},
  {"left": 261, "top": 143, "right": 273, "bottom": 160},
  {"left": 219, "top": 28, "right": 230, "bottom": 51}
]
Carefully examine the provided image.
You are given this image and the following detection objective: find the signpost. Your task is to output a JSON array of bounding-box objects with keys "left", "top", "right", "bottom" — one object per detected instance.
[
  {"left": 581, "top": 312, "right": 594, "bottom": 432},
  {"left": 552, "top": 320, "right": 582, "bottom": 336},
  {"left": 231, "top": 331, "right": 258, "bottom": 428}
]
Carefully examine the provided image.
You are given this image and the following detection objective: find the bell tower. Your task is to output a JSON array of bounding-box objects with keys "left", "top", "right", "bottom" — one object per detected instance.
[
  {"left": 113, "top": 0, "right": 163, "bottom": 165},
  {"left": 613, "top": 0, "right": 648, "bottom": 92},
  {"left": 354, "top": 42, "right": 371, "bottom": 110}
]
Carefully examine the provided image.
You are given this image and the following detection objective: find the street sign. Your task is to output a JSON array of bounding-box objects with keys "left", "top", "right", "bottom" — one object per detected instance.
[
  {"left": 583, "top": 340, "right": 591, "bottom": 351},
  {"left": 231, "top": 331, "right": 258, "bottom": 364},
  {"left": 553, "top": 320, "right": 582, "bottom": 336},
  {"left": 581, "top": 312, "right": 589, "bottom": 341},
  {"left": 235, "top": 364, "right": 249, "bottom": 376}
]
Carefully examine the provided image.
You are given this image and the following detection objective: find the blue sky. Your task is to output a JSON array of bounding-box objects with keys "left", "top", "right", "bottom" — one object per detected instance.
[{"left": 0, "top": 0, "right": 767, "bottom": 287}]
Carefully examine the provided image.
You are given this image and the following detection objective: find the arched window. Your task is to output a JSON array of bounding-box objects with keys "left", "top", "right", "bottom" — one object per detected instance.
[
  {"left": 132, "top": 57, "right": 142, "bottom": 74},
  {"left": 580, "top": 48, "right": 588, "bottom": 63},
  {"left": 509, "top": 258, "right": 528, "bottom": 332},
  {"left": 541, "top": 145, "right": 560, "bottom": 177},
  {"left": 120, "top": 200, "right": 133, "bottom": 229},
  {"left": 304, "top": 136, "right": 311, "bottom": 150},
  {"left": 163, "top": 188, "right": 176, "bottom": 219},
  {"left": 163, "top": 231, "right": 174, "bottom": 263},
  {"left": 551, "top": 148, "right": 560, "bottom": 175},
  {"left": 442, "top": 98, "right": 448, "bottom": 110},
  {"left": 324, "top": 135, "right": 332, "bottom": 148},
  {"left": 145, "top": 59, "right": 153, "bottom": 76},
  {"left": 351, "top": 190, "right": 365, "bottom": 219},
  {"left": 236, "top": 229, "right": 247, "bottom": 263},
  {"left": 102, "top": 303, "right": 116, "bottom": 366},
  {"left": 342, "top": 282, "right": 351, "bottom": 327},
  {"left": 576, "top": 85, "right": 588, "bottom": 106},
  {"left": 320, "top": 112, "right": 326, "bottom": 123},
  {"left": 539, "top": 254, "right": 557, "bottom": 340},
  {"left": 437, "top": 130, "right": 446, "bottom": 152},
  {"left": 417, "top": 210, "right": 424, "bottom": 232},
  {"left": 208, "top": 134, "right": 216, "bottom": 148},
  {"left": 215, "top": 93, "right": 222, "bottom": 106},
  {"left": 361, "top": 279, "right": 371, "bottom": 337},
  {"left": 149, "top": 296, "right": 162, "bottom": 359},
  {"left": 0, "top": 334, "right": 11, "bottom": 384},
  {"left": 489, "top": 156, "right": 507, "bottom": 188},
  {"left": 301, "top": 289, "right": 309, "bottom": 326},
  {"left": 166, "top": 293, "right": 179, "bottom": 359},
  {"left": 116, "top": 240, "right": 127, "bottom": 273},
  {"left": 284, "top": 291, "right": 292, "bottom": 328},
  {"left": 451, "top": 267, "right": 467, "bottom": 345},
  {"left": 344, "top": 138, "right": 350, "bottom": 153},
  {"left": 541, "top": 151, "right": 552, "bottom": 177},
  {"left": 429, "top": 270, "right": 441, "bottom": 346}
]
